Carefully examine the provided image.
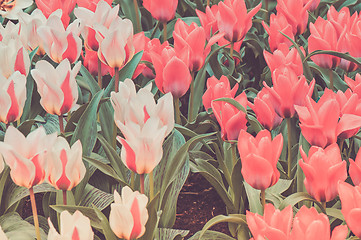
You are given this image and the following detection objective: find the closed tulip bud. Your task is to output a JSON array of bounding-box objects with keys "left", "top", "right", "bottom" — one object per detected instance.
[
  {"left": 0, "top": 0, "right": 32, "bottom": 20},
  {"left": 143, "top": 0, "right": 178, "bottom": 22},
  {"left": 48, "top": 210, "right": 94, "bottom": 240},
  {"left": 31, "top": 59, "right": 81, "bottom": 116},
  {"left": 247, "top": 204, "right": 293, "bottom": 240},
  {"left": 299, "top": 143, "right": 347, "bottom": 203},
  {"left": 0, "top": 72, "right": 27, "bottom": 124},
  {"left": 35, "top": 0, "right": 77, "bottom": 27},
  {"left": 0, "top": 126, "right": 57, "bottom": 188},
  {"left": 238, "top": 130, "right": 282, "bottom": 190},
  {"left": 47, "top": 138, "right": 85, "bottom": 191},
  {"left": 109, "top": 187, "right": 148, "bottom": 240}
]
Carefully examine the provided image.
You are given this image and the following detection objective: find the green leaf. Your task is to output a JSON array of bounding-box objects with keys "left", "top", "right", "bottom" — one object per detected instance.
[
  {"left": 279, "top": 192, "right": 325, "bottom": 213},
  {"left": 244, "top": 182, "right": 263, "bottom": 215},
  {"left": 213, "top": 97, "right": 246, "bottom": 113},
  {"left": 157, "top": 228, "right": 189, "bottom": 240},
  {"left": 79, "top": 64, "right": 99, "bottom": 96},
  {"left": 92, "top": 204, "right": 118, "bottom": 240},
  {"left": 326, "top": 208, "right": 345, "bottom": 221},
  {"left": 189, "top": 230, "right": 236, "bottom": 240},
  {"left": 20, "top": 74, "right": 35, "bottom": 122},
  {"left": 79, "top": 184, "right": 114, "bottom": 211},
  {"left": 199, "top": 214, "right": 247, "bottom": 239}
]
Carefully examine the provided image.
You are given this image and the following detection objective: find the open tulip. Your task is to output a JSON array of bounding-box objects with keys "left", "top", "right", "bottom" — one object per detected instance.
[
  {"left": 238, "top": 130, "right": 283, "bottom": 190},
  {"left": 0, "top": 71, "right": 26, "bottom": 124},
  {"left": 327, "top": 6, "right": 355, "bottom": 37},
  {"left": 35, "top": 0, "right": 77, "bottom": 27},
  {"left": 349, "top": 148, "right": 361, "bottom": 186},
  {"left": 48, "top": 210, "right": 94, "bottom": 240},
  {"left": 338, "top": 182, "right": 361, "bottom": 238},
  {"left": 196, "top": 5, "right": 219, "bottom": 40},
  {"left": 247, "top": 204, "right": 293, "bottom": 240},
  {"left": 109, "top": 187, "right": 148, "bottom": 240},
  {"left": 143, "top": 0, "right": 178, "bottom": 22},
  {"left": 0, "top": 38, "right": 30, "bottom": 78},
  {"left": 345, "top": 73, "right": 361, "bottom": 97},
  {"left": 303, "top": 0, "right": 320, "bottom": 11},
  {"left": 47, "top": 137, "right": 85, "bottom": 191},
  {"left": 31, "top": 59, "right": 81, "bottom": 116},
  {"left": 299, "top": 143, "right": 347, "bottom": 203},
  {"left": 0, "top": 126, "right": 57, "bottom": 189},
  {"left": 0, "top": 0, "right": 32, "bottom": 20},
  {"left": 83, "top": 48, "right": 114, "bottom": 77}
]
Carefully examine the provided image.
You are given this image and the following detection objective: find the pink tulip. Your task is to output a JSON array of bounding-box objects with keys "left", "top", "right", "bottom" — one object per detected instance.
[
  {"left": 338, "top": 182, "right": 361, "bottom": 238},
  {"left": 303, "top": 0, "right": 320, "bottom": 11},
  {"left": 150, "top": 45, "right": 191, "bottom": 99},
  {"left": 0, "top": 126, "right": 57, "bottom": 188},
  {"left": 345, "top": 73, "right": 361, "bottom": 97},
  {"left": 238, "top": 130, "right": 282, "bottom": 190},
  {"left": 250, "top": 88, "right": 282, "bottom": 131},
  {"left": 31, "top": 59, "right": 81, "bottom": 116},
  {"left": 291, "top": 205, "right": 348, "bottom": 240},
  {"left": 212, "top": 92, "right": 248, "bottom": 141},
  {"left": 37, "top": 10, "right": 82, "bottom": 64},
  {"left": 47, "top": 137, "right": 85, "bottom": 191},
  {"left": 202, "top": 75, "right": 238, "bottom": 111},
  {"left": 196, "top": 5, "right": 219, "bottom": 40},
  {"left": 216, "top": 0, "right": 261, "bottom": 43},
  {"left": 143, "top": 0, "right": 178, "bottom": 22},
  {"left": 327, "top": 6, "right": 355, "bottom": 37},
  {"left": 263, "top": 43, "right": 304, "bottom": 76},
  {"left": 77, "top": 0, "right": 113, "bottom": 11},
  {"left": 35, "top": 0, "right": 77, "bottom": 27},
  {"left": 262, "top": 13, "right": 294, "bottom": 52},
  {"left": 83, "top": 48, "right": 114, "bottom": 77},
  {"left": 264, "top": 68, "right": 315, "bottom": 119},
  {"left": 299, "top": 143, "right": 347, "bottom": 202},
  {"left": 247, "top": 204, "right": 293, "bottom": 240},
  {"left": 109, "top": 187, "right": 148, "bottom": 240},
  {"left": 48, "top": 210, "right": 94, "bottom": 240},
  {"left": 0, "top": 0, "right": 32, "bottom": 20},
  {"left": 349, "top": 148, "right": 361, "bottom": 186},
  {"left": 0, "top": 72, "right": 27, "bottom": 124}
]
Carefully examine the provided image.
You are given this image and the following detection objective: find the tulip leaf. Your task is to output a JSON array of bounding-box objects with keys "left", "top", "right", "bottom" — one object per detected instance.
[
  {"left": 306, "top": 50, "right": 361, "bottom": 67},
  {"left": 267, "top": 179, "right": 293, "bottom": 195},
  {"left": 308, "top": 62, "right": 348, "bottom": 92},
  {"left": 79, "top": 64, "right": 100, "bottom": 95},
  {"left": 213, "top": 97, "right": 246, "bottom": 113},
  {"left": 326, "top": 208, "right": 345, "bottom": 221},
  {"left": 79, "top": 184, "right": 114, "bottom": 211},
  {"left": 0, "top": 167, "right": 10, "bottom": 214},
  {"left": 157, "top": 228, "right": 189, "bottom": 240},
  {"left": 244, "top": 182, "right": 263, "bottom": 215},
  {"left": 92, "top": 204, "right": 118, "bottom": 240},
  {"left": 140, "top": 192, "right": 161, "bottom": 240},
  {"left": 117, "top": 0, "right": 142, "bottom": 33},
  {"left": 189, "top": 230, "right": 236, "bottom": 240},
  {"left": 20, "top": 74, "right": 35, "bottom": 122},
  {"left": 278, "top": 192, "right": 325, "bottom": 213},
  {"left": 231, "top": 159, "right": 244, "bottom": 212}
]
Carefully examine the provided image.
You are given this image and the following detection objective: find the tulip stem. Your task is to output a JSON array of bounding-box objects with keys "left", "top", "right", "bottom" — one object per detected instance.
[
  {"left": 59, "top": 115, "right": 64, "bottom": 134},
  {"left": 339, "top": 138, "right": 345, "bottom": 157},
  {"left": 62, "top": 190, "right": 67, "bottom": 205},
  {"left": 231, "top": 143, "right": 237, "bottom": 167},
  {"left": 174, "top": 98, "right": 181, "bottom": 125},
  {"left": 329, "top": 68, "right": 334, "bottom": 91},
  {"left": 188, "top": 71, "right": 195, "bottom": 122},
  {"left": 207, "top": 0, "right": 210, "bottom": 7},
  {"left": 264, "top": 0, "right": 269, "bottom": 22},
  {"left": 287, "top": 118, "right": 292, "bottom": 179},
  {"left": 131, "top": 171, "right": 135, "bottom": 189},
  {"left": 261, "top": 189, "right": 266, "bottom": 212},
  {"left": 163, "top": 22, "right": 167, "bottom": 43},
  {"left": 97, "top": 58, "right": 102, "bottom": 88},
  {"left": 230, "top": 42, "right": 234, "bottom": 58},
  {"left": 321, "top": 201, "right": 326, "bottom": 211},
  {"left": 133, "top": 0, "right": 141, "bottom": 33},
  {"left": 140, "top": 174, "right": 145, "bottom": 194},
  {"left": 114, "top": 67, "right": 119, "bottom": 92},
  {"left": 149, "top": 171, "right": 154, "bottom": 200},
  {"left": 29, "top": 187, "right": 41, "bottom": 240}
]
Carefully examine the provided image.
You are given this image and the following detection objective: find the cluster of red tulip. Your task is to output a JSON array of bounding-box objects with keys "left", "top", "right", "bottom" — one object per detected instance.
[{"left": 0, "top": 0, "right": 361, "bottom": 239}]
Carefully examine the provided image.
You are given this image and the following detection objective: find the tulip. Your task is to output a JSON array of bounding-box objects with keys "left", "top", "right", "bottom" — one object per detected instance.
[
  {"left": 77, "top": 0, "right": 113, "bottom": 11},
  {"left": 0, "top": 72, "right": 27, "bottom": 124},
  {"left": 291, "top": 205, "right": 348, "bottom": 240},
  {"left": 299, "top": 143, "right": 347, "bottom": 203},
  {"left": 212, "top": 92, "right": 248, "bottom": 141},
  {"left": 250, "top": 88, "right": 282, "bottom": 131},
  {"left": 246, "top": 204, "right": 293, "bottom": 240},
  {"left": 143, "top": 0, "right": 178, "bottom": 22},
  {"left": 295, "top": 89, "right": 361, "bottom": 148},
  {"left": 263, "top": 43, "right": 303, "bottom": 76},
  {"left": 196, "top": 5, "right": 219, "bottom": 40},
  {"left": 276, "top": 0, "right": 311, "bottom": 35},
  {"left": 0, "top": 0, "right": 32, "bottom": 20},
  {"left": 35, "top": 0, "right": 77, "bottom": 27},
  {"left": 109, "top": 187, "right": 148, "bottom": 240},
  {"left": 150, "top": 45, "right": 192, "bottom": 99},
  {"left": 0, "top": 21, "right": 19, "bottom": 41},
  {"left": 47, "top": 137, "right": 85, "bottom": 191},
  {"left": 349, "top": 148, "right": 361, "bottom": 186},
  {"left": 238, "top": 130, "right": 282, "bottom": 190},
  {"left": 338, "top": 182, "right": 361, "bottom": 238},
  {"left": 202, "top": 75, "right": 238, "bottom": 111},
  {"left": 83, "top": 48, "right": 114, "bottom": 77},
  {"left": 0, "top": 38, "right": 30, "bottom": 78},
  {"left": 31, "top": 59, "right": 81, "bottom": 116},
  {"left": 37, "top": 10, "right": 82, "bottom": 64},
  {"left": 345, "top": 73, "right": 361, "bottom": 97},
  {"left": 48, "top": 210, "right": 94, "bottom": 240},
  {"left": 262, "top": 13, "right": 294, "bottom": 52},
  {"left": 264, "top": 68, "right": 315, "bottom": 119},
  {"left": 0, "top": 226, "right": 7, "bottom": 240},
  {"left": 0, "top": 126, "right": 57, "bottom": 188},
  {"left": 216, "top": 0, "right": 261, "bottom": 43},
  {"left": 303, "top": 0, "right": 320, "bottom": 11},
  {"left": 327, "top": 6, "right": 355, "bottom": 37}
]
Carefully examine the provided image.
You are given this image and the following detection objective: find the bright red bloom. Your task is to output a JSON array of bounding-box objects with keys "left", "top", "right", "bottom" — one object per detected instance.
[
  {"left": 212, "top": 92, "right": 247, "bottom": 141},
  {"left": 299, "top": 143, "right": 347, "bottom": 202},
  {"left": 216, "top": 0, "right": 261, "bottom": 43},
  {"left": 196, "top": 5, "right": 219, "bottom": 40},
  {"left": 35, "top": 0, "right": 76, "bottom": 27},
  {"left": 143, "top": 0, "right": 178, "bottom": 22},
  {"left": 83, "top": 48, "right": 115, "bottom": 77}
]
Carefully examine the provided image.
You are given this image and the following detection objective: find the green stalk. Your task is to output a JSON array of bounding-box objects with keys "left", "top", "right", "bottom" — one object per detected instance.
[
  {"left": 174, "top": 98, "right": 181, "bottom": 125},
  {"left": 207, "top": 0, "right": 210, "bottom": 6},
  {"left": 231, "top": 143, "right": 237, "bottom": 167},
  {"left": 29, "top": 187, "right": 41, "bottom": 240},
  {"left": 149, "top": 171, "right": 154, "bottom": 200},
  {"left": 114, "top": 67, "right": 119, "bottom": 92},
  {"left": 59, "top": 115, "right": 64, "bottom": 134},
  {"left": 140, "top": 174, "right": 145, "bottom": 194},
  {"left": 133, "top": 0, "right": 141, "bottom": 33},
  {"left": 230, "top": 42, "right": 234, "bottom": 58},
  {"left": 62, "top": 190, "right": 67, "bottom": 205},
  {"left": 163, "top": 22, "right": 167, "bottom": 43},
  {"left": 321, "top": 201, "right": 326, "bottom": 211},
  {"left": 97, "top": 58, "right": 102, "bottom": 88},
  {"left": 131, "top": 171, "right": 135, "bottom": 189},
  {"left": 329, "top": 68, "right": 334, "bottom": 91},
  {"left": 188, "top": 71, "right": 195, "bottom": 122},
  {"left": 287, "top": 118, "right": 292, "bottom": 179},
  {"left": 261, "top": 189, "right": 266, "bottom": 213}
]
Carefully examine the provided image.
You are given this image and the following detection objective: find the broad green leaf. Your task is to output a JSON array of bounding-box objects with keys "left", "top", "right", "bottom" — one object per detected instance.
[
  {"left": 279, "top": 192, "right": 325, "bottom": 213},
  {"left": 157, "top": 228, "right": 189, "bottom": 240},
  {"left": 199, "top": 214, "right": 247, "bottom": 239},
  {"left": 267, "top": 179, "right": 293, "bottom": 195},
  {"left": 139, "top": 193, "right": 161, "bottom": 240},
  {"left": 308, "top": 62, "right": 348, "bottom": 92},
  {"left": 244, "top": 182, "right": 263, "bottom": 215},
  {"left": 213, "top": 97, "right": 246, "bottom": 113},
  {"left": 36, "top": 113, "right": 61, "bottom": 134},
  {"left": 20, "top": 74, "right": 35, "bottom": 122},
  {"left": 326, "top": 208, "right": 345, "bottom": 221},
  {"left": 189, "top": 230, "right": 236, "bottom": 240},
  {"left": 117, "top": 0, "right": 142, "bottom": 33},
  {"left": 92, "top": 205, "right": 118, "bottom": 240},
  {"left": 79, "top": 184, "right": 113, "bottom": 211},
  {"left": 231, "top": 159, "right": 244, "bottom": 212}
]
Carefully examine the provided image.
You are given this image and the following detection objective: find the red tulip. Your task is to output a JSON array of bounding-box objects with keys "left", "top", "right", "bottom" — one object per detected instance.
[
  {"left": 83, "top": 48, "right": 114, "bottom": 77},
  {"left": 263, "top": 43, "right": 304, "bottom": 76},
  {"left": 216, "top": 0, "right": 261, "bottom": 43},
  {"left": 338, "top": 182, "right": 361, "bottom": 238},
  {"left": 345, "top": 73, "right": 361, "bottom": 97},
  {"left": 264, "top": 68, "right": 315, "bottom": 118},
  {"left": 35, "top": 0, "right": 76, "bottom": 27},
  {"left": 150, "top": 45, "right": 191, "bottom": 99},
  {"left": 303, "top": 0, "right": 320, "bottom": 11},
  {"left": 262, "top": 13, "right": 294, "bottom": 52},
  {"left": 77, "top": 0, "right": 113, "bottom": 11},
  {"left": 143, "top": 0, "right": 178, "bottom": 22},
  {"left": 109, "top": 187, "right": 148, "bottom": 240},
  {"left": 291, "top": 205, "right": 348, "bottom": 240},
  {"left": 212, "top": 92, "right": 247, "bottom": 141},
  {"left": 196, "top": 5, "right": 219, "bottom": 40},
  {"left": 299, "top": 143, "right": 347, "bottom": 202},
  {"left": 202, "top": 75, "right": 238, "bottom": 111},
  {"left": 238, "top": 129, "right": 282, "bottom": 190},
  {"left": 247, "top": 204, "right": 293, "bottom": 240},
  {"left": 327, "top": 6, "right": 355, "bottom": 37},
  {"left": 250, "top": 88, "right": 282, "bottom": 131}
]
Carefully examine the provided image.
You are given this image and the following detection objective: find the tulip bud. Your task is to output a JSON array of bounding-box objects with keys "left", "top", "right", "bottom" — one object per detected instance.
[{"left": 143, "top": 0, "right": 178, "bottom": 22}]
